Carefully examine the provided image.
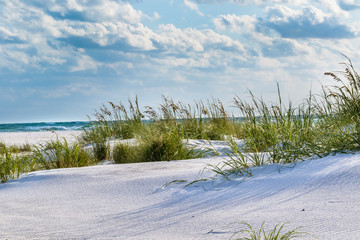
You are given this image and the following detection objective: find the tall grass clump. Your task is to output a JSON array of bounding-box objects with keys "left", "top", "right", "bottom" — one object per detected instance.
[
  {"left": 231, "top": 85, "right": 320, "bottom": 164},
  {"left": 138, "top": 127, "right": 202, "bottom": 162},
  {"left": 178, "top": 98, "right": 234, "bottom": 140},
  {"left": 230, "top": 222, "right": 313, "bottom": 240},
  {"left": 324, "top": 56, "right": 360, "bottom": 118},
  {"left": 0, "top": 142, "right": 5, "bottom": 155},
  {"left": 0, "top": 142, "right": 31, "bottom": 154},
  {"left": 211, "top": 57, "right": 360, "bottom": 180},
  {"left": 0, "top": 145, "right": 33, "bottom": 183},
  {"left": 81, "top": 97, "right": 145, "bottom": 161},
  {"left": 84, "top": 95, "right": 236, "bottom": 146},
  {"left": 113, "top": 127, "right": 203, "bottom": 163},
  {"left": 144, "top": 96, "right": 234, "bottom": 140},
  {"left": 92, "top": 141, "right": 110, "bottom": 161},
  {"left": 318, "top": 56, "right": 360, "bottom": 152},
  {"left": 113, "top": 142, "right": 138, "bottom": 163},
  {"left": 82, "top": 96, "right": 145, "bottom": 143},
  {"left": 32, "top": 139, "right": 94, "bottom": 169}
]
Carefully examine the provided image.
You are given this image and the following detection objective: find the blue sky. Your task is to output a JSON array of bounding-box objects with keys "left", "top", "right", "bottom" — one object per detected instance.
[{"left": 1, "top": 0, "right": 360, "bottom": 123}]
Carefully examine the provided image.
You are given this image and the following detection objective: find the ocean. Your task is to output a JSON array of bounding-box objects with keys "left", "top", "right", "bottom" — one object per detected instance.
[{"left": 0, "top": 121, "right": 91, "bottom": 132}]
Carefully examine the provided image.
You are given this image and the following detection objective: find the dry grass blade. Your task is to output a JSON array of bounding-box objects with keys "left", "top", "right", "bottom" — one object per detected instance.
[{"left": 230, "top": 221, "right": 316, "bottom": 240}]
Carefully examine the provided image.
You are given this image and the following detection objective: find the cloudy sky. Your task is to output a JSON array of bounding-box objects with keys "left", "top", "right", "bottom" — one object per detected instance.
[{"left": 1, "top": 0, "right": 360, "bottom": 123}]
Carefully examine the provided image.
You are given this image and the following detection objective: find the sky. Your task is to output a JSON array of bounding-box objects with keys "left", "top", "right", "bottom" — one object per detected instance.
[{"left": 1, "top": 0, "right": 360, "bottom": 123}]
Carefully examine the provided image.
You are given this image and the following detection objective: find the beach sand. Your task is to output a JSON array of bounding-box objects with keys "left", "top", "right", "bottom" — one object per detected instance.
[
  {"left": 0, "top": 130, "right": 83, "bottom": 146},
  {"left": 1, "top": 132, "right": 360, "bottom": 239}
]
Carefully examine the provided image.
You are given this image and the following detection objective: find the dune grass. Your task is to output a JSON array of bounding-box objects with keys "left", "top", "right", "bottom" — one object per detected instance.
[
  {"left": 82, "top": 97, "right": 144, "bottom": 142},
  {"left": 208, "top": 59, "right": 360, "bottom": 179},
  {"left": 0, "top": 139, "right": 98, "bottom": 183},
  {"left": 0, "top": 142, "right": 31, "bottom": 154},
  {"left": 82, "top": 58, "right": 360, "bottom": 166},
  {"left": 113, "top": 127, "right": 203, "bottom": 163},
  {"left": 82, "top": 95, "right": 234, "bottom": 143},
  {"left": 31, "top": 139, "right": 95, "bottom": 170},
  {"left": 0, "top": 146, "right": 35, "bottom": 183},
  {"left": 230, "top": 222, "right": 314, "bottom": 240}
]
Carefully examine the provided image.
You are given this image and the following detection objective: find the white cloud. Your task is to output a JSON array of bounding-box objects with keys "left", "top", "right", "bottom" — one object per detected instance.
[
  {"left": 184, "top": 0, "right": 199, "bottom": 10},
  {"left": 212, "top": 4, "right": 358, "bottom": 71},
  {"left": 184, "top": 0, "right": 204, "bottom": 16},
  {"left": 44, "top": 82, "right": 102, "bottom": 98},
  {"left": 0, "top": 26, "right": 17, "bottom": 40},
  {"left": 154, "top": 24, "right": 245, "bottom": 54},
  {"left": 215, "top": 5, "right": 356, "bottom": 40},
  {"left": 1, "top": 0, "right": 359, "bottom": 111},
  {"left": 28, "top": 0, "right": 143, "bottom": 23},
  {"left": 0, "top": 0, "right": 258, "bottom": 101},
  {"left": 214, "top": 14, "right": 273, "bottom": 44},
  {"left": 66, "top": 0, "right": 84, "bottom": 12},
  {"left": 314, "top": 0, "right": 348, "bottom": 16},
  {"left": 173, "top": 72, "right": 192, "bottom": 83},
  {"left": 194, "top": 0, "right": 307, "bottom": 6},
  {"left": 70, "top": 55, "right": 99, "bottom": 72},
  {"left": 41, "top": 15, "right": 63, "bottom": 38},
  {"left": 256, "top": 57, "right": 282, "bottom": 69},
  {"left": 339, "top": 0, "right": 360, "bottom": 10},
  {"left": 153, "top": 12, "right": 160, "bottom": 20},
  {"left": 262, "top": 5, "right": 356, "bottom": 38},
  {"left": 85, "top": 1, "right": 143, "bottom": 23},
  {"left": 60, "top": 21, "right": 157, "bottom": 50}
]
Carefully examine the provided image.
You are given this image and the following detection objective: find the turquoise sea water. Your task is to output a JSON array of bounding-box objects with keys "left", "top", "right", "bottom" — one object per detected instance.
[{"left": 0, "top": 121, "right": 91, "bottom": 132}]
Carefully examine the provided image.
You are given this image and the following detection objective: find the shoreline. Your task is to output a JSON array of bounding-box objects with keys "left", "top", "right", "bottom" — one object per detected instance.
[{"left": 0, "top": 130, "right": 84, "bottom": 146}]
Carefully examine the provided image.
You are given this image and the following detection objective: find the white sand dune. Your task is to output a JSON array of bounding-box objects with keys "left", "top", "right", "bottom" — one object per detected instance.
[{"left": 1, "top": 134, "right": 360, "bottom": 239}]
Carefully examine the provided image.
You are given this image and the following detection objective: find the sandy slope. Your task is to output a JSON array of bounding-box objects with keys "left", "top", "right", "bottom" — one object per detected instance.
[{"left": 1, "top": 148, "right": 360, "bottom": 239}]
